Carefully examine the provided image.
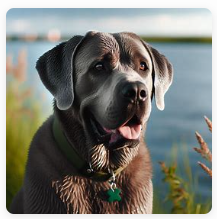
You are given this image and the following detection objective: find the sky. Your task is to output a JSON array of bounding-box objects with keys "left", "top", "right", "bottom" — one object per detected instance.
[{"left": 6, "top": 8, "right": 212, "bottom": 37}]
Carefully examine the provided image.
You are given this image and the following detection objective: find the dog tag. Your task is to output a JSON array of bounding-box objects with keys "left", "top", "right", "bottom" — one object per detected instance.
[{"left": 106, "top": 188, "right": 121, "bottom": 202}]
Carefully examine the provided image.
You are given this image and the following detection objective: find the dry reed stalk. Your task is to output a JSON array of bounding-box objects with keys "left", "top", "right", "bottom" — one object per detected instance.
[
  {"left": 198, "top": 162, "right": 212, "bottom": 178},
  {"left": 194, "top": 132, "right": 212, "bottom": 162},
  {"left": 6, "top": 49, "right": 27, "bottom": 83},
  {"left": 14, "top": 49, "right": 27, "bottom": 82},
  {"left": 193, "top": 116, "right": 212, "bottom": 178},
  {"left": 204, "top": 116, "right": 212, "bottom": 132},
  {"left": 6, "top": 54, "right": 13, "bottom": 73}
]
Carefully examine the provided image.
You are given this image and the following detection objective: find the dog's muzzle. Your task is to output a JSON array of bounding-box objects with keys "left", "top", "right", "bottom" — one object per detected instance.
[
  {"left": 88, "top": 81, "right": 148, "bottom": 150},
  {"left": 121, "top": 81, "right": 147, "bottom": 104}
]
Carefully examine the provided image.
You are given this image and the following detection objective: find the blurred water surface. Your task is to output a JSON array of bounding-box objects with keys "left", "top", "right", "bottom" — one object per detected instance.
[{"left": 6, "top": 41, "right": 212, "bottom": 201}]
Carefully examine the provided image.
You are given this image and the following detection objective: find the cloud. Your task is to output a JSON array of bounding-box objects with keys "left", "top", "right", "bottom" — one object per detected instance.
[
  {"left": 7, "top": 19, "right": 31, "bottom": 34},
  {"left": 6, "top": 12, "right": 212, "bottom": 37}
]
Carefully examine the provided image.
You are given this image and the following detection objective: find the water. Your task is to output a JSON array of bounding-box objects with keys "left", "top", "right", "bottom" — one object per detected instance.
[
  {"left": 6, "top": 41, "right": 212, "bottom": 201},
  {"left": 145, "top": 42, "right": 212, "bottom": 201}
]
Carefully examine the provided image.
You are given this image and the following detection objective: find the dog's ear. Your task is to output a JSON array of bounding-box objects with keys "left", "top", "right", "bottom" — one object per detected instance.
[
  {"left": 143, "top": 42, "right": 173, "bottom": 110},
  {"left": 36, "top": 35, "right": 84, "bottom": 110}
]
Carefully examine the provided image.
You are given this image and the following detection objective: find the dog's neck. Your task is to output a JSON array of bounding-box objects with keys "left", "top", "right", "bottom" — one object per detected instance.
[
  {"left": 53, "top": 104, "right": 152, "bottom": 213},
  {"left": 54, "top": 103, "right": 150, "bottom": 175}
]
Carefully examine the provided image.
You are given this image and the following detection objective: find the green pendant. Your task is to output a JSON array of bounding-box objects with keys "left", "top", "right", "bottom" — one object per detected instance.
[{"left": 106, "top": 188, "right": 121, "bottom": 203}]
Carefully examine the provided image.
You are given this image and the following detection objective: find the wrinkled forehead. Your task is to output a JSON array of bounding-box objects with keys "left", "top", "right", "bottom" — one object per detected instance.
[
  {"left": 75, "top": 33, "right": 119, "bottom": 63},
  {"left": 74, "top": 32, "right": 151, "bottom": 69},
  {"left": 114, "top": 33, "right": 152, "bottom": 64}
]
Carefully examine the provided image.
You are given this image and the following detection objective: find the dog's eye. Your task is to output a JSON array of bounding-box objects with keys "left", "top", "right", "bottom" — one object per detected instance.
[
  {"left": 95, "top": 62, "right": 104, "bottom": 71},
  {"left": 140, "top": 62, "right": 148, "bottom": 71}
]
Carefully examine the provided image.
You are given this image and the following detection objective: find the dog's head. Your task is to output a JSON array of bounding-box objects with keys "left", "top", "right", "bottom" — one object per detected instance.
[{"left": 36, "top": 31, "right": 173, "bottom": 171}]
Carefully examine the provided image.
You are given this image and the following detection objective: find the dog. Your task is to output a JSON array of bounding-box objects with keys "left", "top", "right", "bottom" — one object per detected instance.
[{"left": 10, "top": 31, "right": 173, "bottom": 214}]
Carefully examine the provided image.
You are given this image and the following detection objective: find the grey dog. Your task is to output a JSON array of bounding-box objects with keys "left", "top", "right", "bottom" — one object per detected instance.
[{"left": 10, "top": 31, "right": 173, "bottom": 214}]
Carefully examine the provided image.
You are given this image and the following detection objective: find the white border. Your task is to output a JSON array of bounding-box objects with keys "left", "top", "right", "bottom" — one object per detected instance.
[{"left": 2, "top": 0, "right": 215, "bottom": 218}]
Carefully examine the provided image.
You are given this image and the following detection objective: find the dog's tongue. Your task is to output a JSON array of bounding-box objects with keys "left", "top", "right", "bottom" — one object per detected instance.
[
  {"left": 118, "top": 124, "right": 141, "bottom": 140},
  {"left": 103, "top": 124, "right": 142, "bottom": 142}
]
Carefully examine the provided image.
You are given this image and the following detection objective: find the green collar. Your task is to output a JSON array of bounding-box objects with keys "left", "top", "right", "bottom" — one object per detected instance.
[{"left": 52, "top": 116, "right": 124, "bottom": 182}]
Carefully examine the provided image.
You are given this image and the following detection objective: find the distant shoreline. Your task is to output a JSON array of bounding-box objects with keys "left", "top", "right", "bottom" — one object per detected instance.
[
  {"left": 6, "top": 35, "right": 212, "bottom": 44},
  {"left": 141, "top": 36, "right": 212, "bottom": 44}
]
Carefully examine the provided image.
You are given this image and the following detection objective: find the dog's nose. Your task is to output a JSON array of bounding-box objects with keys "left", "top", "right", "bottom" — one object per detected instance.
[{"left": 121, "top": 82, "right": 147, "bottom": 103}]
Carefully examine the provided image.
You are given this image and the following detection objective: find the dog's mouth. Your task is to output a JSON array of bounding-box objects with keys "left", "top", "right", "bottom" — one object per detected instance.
[{"left": 90, "top": 114, "right": 142, "bottom": 150}]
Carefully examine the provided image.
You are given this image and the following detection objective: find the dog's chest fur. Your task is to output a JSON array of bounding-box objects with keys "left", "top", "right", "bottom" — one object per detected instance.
[
  {"left": 50, "top": 115, "right": 153, "bottom": 214},
  {"left": 52, "top": 172, "right": 153, "bottom": 214},
  {"left": 49, "top": 119, "right": 153, "bottom": 214},
  {"left": 24, "top": 116, "right": 153, "bottom": 214}
]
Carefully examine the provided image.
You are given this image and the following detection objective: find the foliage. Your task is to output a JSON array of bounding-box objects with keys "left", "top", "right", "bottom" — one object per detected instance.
[
  {"left": 153, "top": 116, "right": 212, "bottom": 214},
  {"left": 158, "top": 162, "right": 189, "bottom": 213},
  {"left": 154, "top": 143, "right": 212, "bottom": 214},
  {"left": 157, "top": 161, "right": 211, "bottom": 214},
  {"left": 6, "top": 50, "right": 49, "bottom": 210},
  {"left": 194, "top": 116, "right": 212, "bottom": 177}
]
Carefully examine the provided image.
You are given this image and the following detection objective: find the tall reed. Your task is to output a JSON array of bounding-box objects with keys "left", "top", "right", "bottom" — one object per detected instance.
[
  {"left": 194, "top": 116, "right": 212, "bottom": 178},
  {"left": 6, "top": 50, "right": 45, "bottom": 209}
]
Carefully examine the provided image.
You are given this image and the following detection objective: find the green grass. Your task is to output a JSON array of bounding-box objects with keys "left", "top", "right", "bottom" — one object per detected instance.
[
  {"left": 152, "top": 143, "right": 212, "bottom": 214},
  {"left": 6, "top": 79, "right": 48, "bottom": 210}
]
